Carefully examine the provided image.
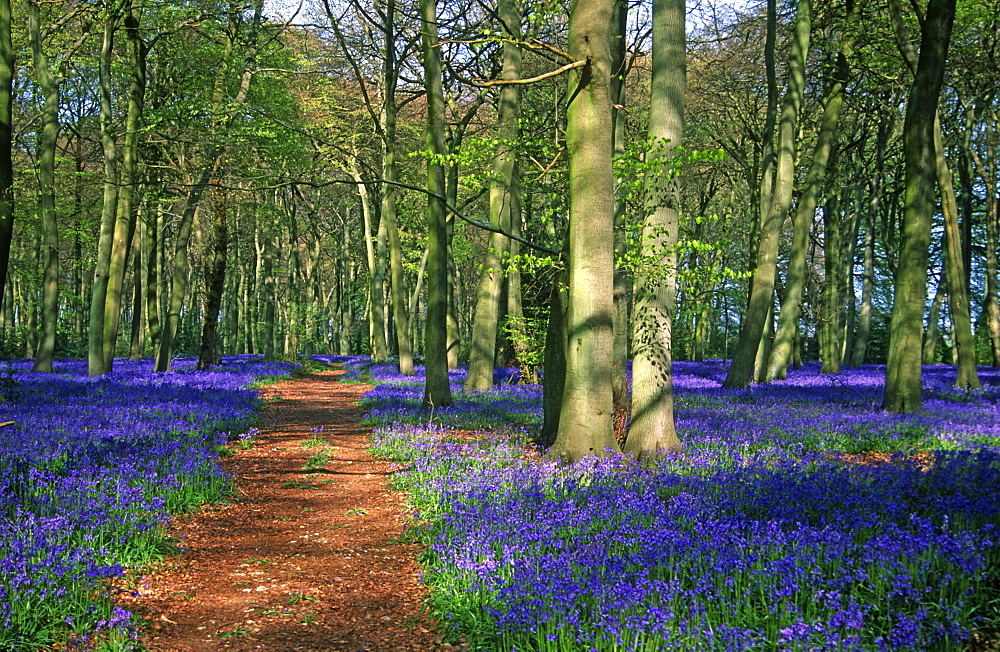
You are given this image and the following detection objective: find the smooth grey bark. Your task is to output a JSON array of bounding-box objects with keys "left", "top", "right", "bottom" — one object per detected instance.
[
  {"left": 883, "top": 0, "right": 956, "bottom": 412},
  {"left": 923, "top": 274, "right": 944, "bottom": 364},
  {"left": 936, "top": 118, "right": 980, "bottom": 387},
  {"left": 465, "top": 0, "right": 523, "bottom": 391},
  {"left": 624, "top": 0, "right": 684, "bottom": 459},
  {"left": 420, "top": 0, "right": 453, "bottom": 409},
  {"left": 541, "top": 261, "right": 569, "bottom": 447},
  {"left": 376, "top": 197, "right": 390, "bottom": 356},
  {"left": 339, "top": 209, "right": 354, "bottom": 354},
  {"left": 29, "top": 0, "right": 60, "bottom": 373},
  {"left": 723, "top": 0, "right": 810, "bottom": 388},
  {"left": 820, "top": 189, "right": 843, "bottom": 373},
  {"left": 839, "top": 182, "right": 861, "bottom": 366},
  {"left": 144, "top": 203, "right": 161, "bottom": 352},
  {"left": 757, "top": 0, "right": 778, "bottom": 228},
  {"left": 350, "top": 158, "right": 388, "bottom": 361},
  {"left": 547, "top": 0, "right": 620, "bottom": 461},
  {"left": 610, "top": 0, "right": 629, "bottom": 402},
  {"left": 766, "top": 0, "right": 856, "bottom": 380}
]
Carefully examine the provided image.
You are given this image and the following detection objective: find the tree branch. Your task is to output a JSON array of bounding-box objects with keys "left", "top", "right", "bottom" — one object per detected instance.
[{"left": 473, "top": 58, "right": 587, "bottom": 87}]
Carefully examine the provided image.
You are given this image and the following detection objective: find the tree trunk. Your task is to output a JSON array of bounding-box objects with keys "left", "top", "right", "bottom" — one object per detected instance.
[
  {"left": 101, "top": 0, "right": 146, "bottom": 372},
  {"left": 883, "top": 0, "right": 956, "bottom": 412},
  {"left": 381, "top": 0, "right": 414, "bottom": 375},
  {"left": 820, "top": 189, "right": 843, "bottom": 373},
  {"left": 198, "top": 185, "right": 228, "bottom": 369},
  {"left": 155, "top": 173, "right": 214, "bottom": 370},
  {"left": 420, "top": 0, "right": 453, "bottom": 409},
  {"left": 465, "top": 0, "right": 523, "bottom": 391},
  {"left": 446, "top": 170, "right": 460, "bottom": 370},
  {"left": 723, "top": 0, "right": 810, "bottom": 388},
  {"left": 129, "top": 260, "right": 144, "bottom": 359},
  {"left": 0, "top": 0, "right": 13, "bottom": 328},
  {"left": 923, "top": 275, "right": 944, "bottom": 363},
  {"left": 351, "top": 159, "right": 387, "bottom": 361},
  {"left": 29, "top": 0, "right": 60, "bottom": 373},
  {"left": 340, "top": 212, "right": 355, "bottom": 355},
  {"left": 970, "top": 116, "right": 1000, "bottom": 366},
  {"left": 143, "top": 203, "right": 160, "bottom": 353},
  {"left": 624, "top": 0, "right": 684, "bottom": 459},
  {"left": 757, "top": 0, "right": 778, "bottom": 233},
  {"left": 767, "top": 0, "right": 856, "bottom": 380},
  {"left": 935, "top": 118, "right": 980, "bottom": 388},
  {"left": 610, "top": 0, "right": 630, "bottom": 402},
  {"left": 541, "top": 263, "right": 569, "bottom": 447},
  {"left": 547, "top": 0, "right": 620, "bottom": 461},
  {"left": 850, "top": 210, "right": 875, "bottom": 366},
  {"left": 88, "top": 9, "right": 121, "bottom": 375}
]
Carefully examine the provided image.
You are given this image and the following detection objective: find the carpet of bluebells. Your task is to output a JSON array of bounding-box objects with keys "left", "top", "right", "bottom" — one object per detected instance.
[
  {"left": 0, "top": 355, "right": 297, "bottom": 650},
  {"left": 346, "top": 357, "right": 1000, "bottom": 651}
]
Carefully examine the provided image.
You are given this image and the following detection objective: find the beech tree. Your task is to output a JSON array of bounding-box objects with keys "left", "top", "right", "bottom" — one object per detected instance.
[
  {"left": 722, "top": 0, "right": 810, "bottom": 389},
  {"left": 0, "top": 0, "right": 11, "bottom": 349},
  {"left": 766, "top": 0, "right": 860, "bottom": 380},
  {"left": 624, "top": 0, "right": 685, "bottom": 458},
  {"left": 883, "top": 0, "right": 957, "bottom": 412},
  {"left": 547, "top": 0, "right": 620, "bottom": 462},
  {"left": 465, "top": 0, "right": 523, "bottom": 391},
  {"left": 420, "top": 0, "right": 454, "bottom": 409},
  {"left": 27, "top": 0, "right": 65, "bottom": 372}
]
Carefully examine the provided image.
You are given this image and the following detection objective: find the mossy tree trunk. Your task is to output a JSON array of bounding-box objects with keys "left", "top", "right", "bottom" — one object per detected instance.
[
  {"left": 723, "top": 0, "right": 810, "bottom": 388},
  {"left": 767, "top": 0, "right": 857, "bottom": 380},
  {"left": 883, "top": 0, "right": 956, "bottom": 412},
  {"left": 28, "top": 0, "right": 60, "bottom": 373},
  {"left": 420, "top": 0, "right": 453, "bottom": 409},
  {"left": 465, "top": 0, "right": 523, "bottom": 391}
]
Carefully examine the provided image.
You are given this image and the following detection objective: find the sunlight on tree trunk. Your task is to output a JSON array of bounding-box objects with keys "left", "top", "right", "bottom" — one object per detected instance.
[
  {"left": 884, "top": 0, "right": 956, "bottom": 413},
  {"left": 625, "top": 0, "right": 684, "bottom": 460},
  {"left": 547, "top": 0, "right": 619, "bottom": 462},
  {"left": 28, "top": 0, "right": 59, "bottom": 373},
  {"left": 421, "top": 0, "right": 453, "bottom": 410},
  {"left": 466, "top": 0, "right": 523, "bottom": 391},
  {"left": 723, "top": 0, "right": 810, "bottom": 389}
]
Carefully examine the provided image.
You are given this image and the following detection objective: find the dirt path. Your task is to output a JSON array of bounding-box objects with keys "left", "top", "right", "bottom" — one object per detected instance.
[{"left": 123, "top": 370, "right": 441, "bottom": 651}]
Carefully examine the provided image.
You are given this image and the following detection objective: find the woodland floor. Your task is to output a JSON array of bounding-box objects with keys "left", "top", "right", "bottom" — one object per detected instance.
[{"left": 119, "top": 369, "right": 449, "bottom": 651}]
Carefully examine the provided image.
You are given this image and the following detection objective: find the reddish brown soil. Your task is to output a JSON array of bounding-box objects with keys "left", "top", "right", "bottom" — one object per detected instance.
[{"left": 120, "top": 370, "right": 445, "bottom": 651}]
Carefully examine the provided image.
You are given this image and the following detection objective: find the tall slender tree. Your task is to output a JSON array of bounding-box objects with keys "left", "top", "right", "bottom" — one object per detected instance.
[
  {"left": 624, "top": 0, "right": 685, "bottom": 458},
  {"left": 723, "top": 0, "right": 811, "bottom": 388},
  {"left": 88, "top": 4, "right": 122, "bottom": 375},
  {"left": 547, "top": 0, "right": 620, "bottom": 461},
  {"left": 766, "top": 0, "right": 859, "bottom": 380},
  {"left": 883, "top": 0, "right": 957, "bottom": 412},
  {"left": 421, "top": 0, "right": 454, "bottom": 409},
  {"left": 0, "top": 0, "right": 13, "bottom": 343},
  {"left": 100, "top": 0, "right": 146, "bottom": 372},
  {"left": 465, "top": 0, "right": 523, "bottom": 391},
  {"left": 29, "top": 0, "right": 62, "bottom": 373}
]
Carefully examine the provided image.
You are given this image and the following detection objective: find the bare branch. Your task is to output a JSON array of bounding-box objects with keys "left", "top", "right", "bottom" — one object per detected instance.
[{"left": 472, "top": 58, "right": 586, "bottom": 87}]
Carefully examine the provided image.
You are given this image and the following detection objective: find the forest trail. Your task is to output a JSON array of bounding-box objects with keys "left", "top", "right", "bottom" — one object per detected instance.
[{"left": 121, "top": 369, "right": 443, "bottom": 651}]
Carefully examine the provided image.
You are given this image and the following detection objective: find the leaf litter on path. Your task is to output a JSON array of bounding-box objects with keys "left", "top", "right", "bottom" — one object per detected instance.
[{"left": 119, "top": 369, "right": 443, "bottom": 651}]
